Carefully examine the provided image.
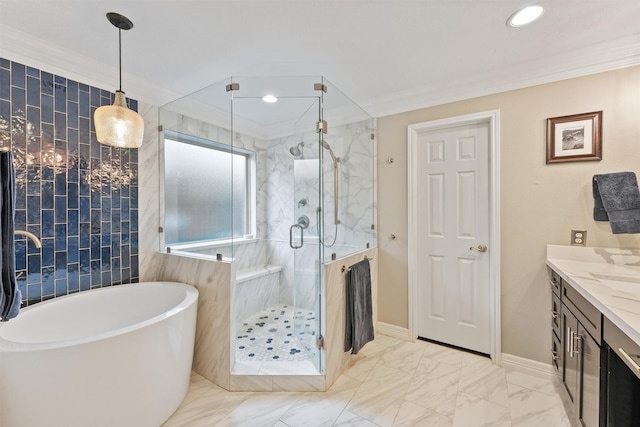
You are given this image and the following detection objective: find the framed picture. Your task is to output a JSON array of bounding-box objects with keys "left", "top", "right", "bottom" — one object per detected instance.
[{"left": 546, "top": 111, "right": 602, "bottom": 164}]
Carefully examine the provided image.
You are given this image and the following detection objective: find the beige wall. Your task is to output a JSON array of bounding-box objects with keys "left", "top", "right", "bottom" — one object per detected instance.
[{"left": 377, "top": 65, "right": 640, "bottom": 362}]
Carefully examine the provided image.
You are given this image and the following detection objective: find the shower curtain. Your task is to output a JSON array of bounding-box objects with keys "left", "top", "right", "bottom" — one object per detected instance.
[{"left": 0, "top": 150, "right": 19, "bottom": 321}]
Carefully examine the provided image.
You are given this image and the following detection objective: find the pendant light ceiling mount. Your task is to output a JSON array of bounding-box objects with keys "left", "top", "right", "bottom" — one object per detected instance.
[
  {"left": 94, "top": 12, "right": 144, "bottom": 149},
  {"left": 106, "top": 12, "right": 134, "bottom": 31}
]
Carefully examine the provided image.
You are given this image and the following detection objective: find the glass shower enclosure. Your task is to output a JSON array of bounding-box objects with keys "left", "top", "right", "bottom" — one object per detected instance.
[{"left": 159, "top": 76, "right": 374, "bottom": 375}]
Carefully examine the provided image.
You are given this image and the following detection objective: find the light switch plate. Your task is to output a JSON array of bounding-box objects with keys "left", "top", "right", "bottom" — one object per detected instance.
[{"left": 571, "top": 229, "right": 587, "bottom": 246}]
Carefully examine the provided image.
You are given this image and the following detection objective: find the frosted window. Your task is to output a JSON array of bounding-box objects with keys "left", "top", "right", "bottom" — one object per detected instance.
[{"left": 164, "top": 136, "right": 252, "bottom": 245}]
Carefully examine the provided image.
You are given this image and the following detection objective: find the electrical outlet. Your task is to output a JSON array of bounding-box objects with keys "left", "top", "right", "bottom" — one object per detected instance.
[{"left": 571, "top": 229, "right": 587, "bottom": 246}]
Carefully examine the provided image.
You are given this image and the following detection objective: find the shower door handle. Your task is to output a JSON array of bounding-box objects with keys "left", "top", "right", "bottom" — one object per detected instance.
[{"left": 290, "top": 224, "right": 304, "bottom": 249}]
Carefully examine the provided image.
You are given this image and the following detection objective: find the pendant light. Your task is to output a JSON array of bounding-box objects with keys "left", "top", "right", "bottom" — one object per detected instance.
[{"left": 94, "top": 12, "right": 144, "bottom": 148}]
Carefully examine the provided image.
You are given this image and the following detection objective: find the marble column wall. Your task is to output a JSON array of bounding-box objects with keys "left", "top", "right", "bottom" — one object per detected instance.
[{"left": 324, "top": 247, "right": 378, "bottom": 388}]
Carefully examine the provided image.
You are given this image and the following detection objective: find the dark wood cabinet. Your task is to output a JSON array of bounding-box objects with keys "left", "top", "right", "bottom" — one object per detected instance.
[{"left": 549, "top": 266, "right": 603, "bottom": 427}]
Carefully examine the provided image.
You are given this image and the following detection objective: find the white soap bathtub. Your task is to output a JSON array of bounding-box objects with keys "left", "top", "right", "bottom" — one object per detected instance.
[{"left": 0, "top": 282, "right": 198, "bottom": 427}]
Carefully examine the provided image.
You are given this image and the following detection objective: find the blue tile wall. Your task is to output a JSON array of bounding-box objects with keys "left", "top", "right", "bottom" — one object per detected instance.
[{"left": 0, "top": 58, "right": 139, "bottom": 306}]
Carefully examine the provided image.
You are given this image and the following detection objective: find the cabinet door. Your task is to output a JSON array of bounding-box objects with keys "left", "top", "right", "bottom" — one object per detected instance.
[
  {"left": 563, "top": 307, "right": 579, "bottom": 405},
  {"left": 578, "top": 324, "right": 600, "bottom": 427}
]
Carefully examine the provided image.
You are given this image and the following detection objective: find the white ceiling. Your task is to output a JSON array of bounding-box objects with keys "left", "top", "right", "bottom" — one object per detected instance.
[{"left": 1, "top": 0, "right": 639, "bottom": 119}]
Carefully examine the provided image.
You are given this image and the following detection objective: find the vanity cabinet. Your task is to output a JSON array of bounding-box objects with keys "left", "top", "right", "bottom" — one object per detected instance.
[{"left": 548, "top": 267, "right": 604, "bottom": 427}]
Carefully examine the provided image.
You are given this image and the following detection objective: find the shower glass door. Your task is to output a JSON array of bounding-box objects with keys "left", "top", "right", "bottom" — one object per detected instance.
[{"left": 231, "top": 76, "right": 324, "bottom": 373}]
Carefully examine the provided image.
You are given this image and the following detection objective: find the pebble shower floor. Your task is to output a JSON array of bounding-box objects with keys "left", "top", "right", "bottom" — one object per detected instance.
[{"left": 235, "top": 304, "right": 317, "bottom": 362}]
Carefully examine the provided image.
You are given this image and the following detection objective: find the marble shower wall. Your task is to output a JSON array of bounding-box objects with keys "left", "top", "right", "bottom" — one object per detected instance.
[{"left": 0, "top": 58, "right": 139, "bottom": 307}]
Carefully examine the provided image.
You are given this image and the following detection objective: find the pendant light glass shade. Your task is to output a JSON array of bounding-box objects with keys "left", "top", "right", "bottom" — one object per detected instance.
[
  {"left": 95, "top": 91, "right": 144, "bottom": 148},
  {"left": 94, "top": 12, "right": 144, "bottom": 149}
]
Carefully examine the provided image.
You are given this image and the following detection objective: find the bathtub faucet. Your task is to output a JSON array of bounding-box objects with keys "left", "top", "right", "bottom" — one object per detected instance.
[{"left": 15, "top": 230, "right": 42, "bottom": 248}]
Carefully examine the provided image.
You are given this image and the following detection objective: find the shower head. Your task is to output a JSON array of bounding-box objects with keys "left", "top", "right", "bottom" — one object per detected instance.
[
  {"left": 289, "top": 142, "right": 304, "bottom": 158},
  {"left": 321, "top": 139, "right": 338, "bottom": 164}
]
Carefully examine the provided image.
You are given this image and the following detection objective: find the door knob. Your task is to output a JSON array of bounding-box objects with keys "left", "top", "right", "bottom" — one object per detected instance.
[{"left": 470, "top": 244, "right": 488, "bottom": 252}]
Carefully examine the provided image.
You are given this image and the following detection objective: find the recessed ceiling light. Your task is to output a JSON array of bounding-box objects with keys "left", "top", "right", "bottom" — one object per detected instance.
[
  {"left": 262, "top": 94, "right": 278, "bottom": 103},
  {"left": 507, "top": 5, "right": 544, "bottom": 27}
]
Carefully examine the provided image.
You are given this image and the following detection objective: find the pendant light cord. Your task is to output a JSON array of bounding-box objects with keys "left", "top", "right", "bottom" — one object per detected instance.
[{"left": 118, "top": 28, "right": 122, "bottom": 92}]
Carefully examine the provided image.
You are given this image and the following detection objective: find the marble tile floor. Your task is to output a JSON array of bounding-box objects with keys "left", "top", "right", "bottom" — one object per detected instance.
[{"left": 163, "top": 335, "right": 574, "bottom": 427}]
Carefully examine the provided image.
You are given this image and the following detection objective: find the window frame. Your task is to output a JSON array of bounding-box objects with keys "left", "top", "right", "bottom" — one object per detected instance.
[{"left": 160, "top": 130, "right": 257, "bottom": 250}]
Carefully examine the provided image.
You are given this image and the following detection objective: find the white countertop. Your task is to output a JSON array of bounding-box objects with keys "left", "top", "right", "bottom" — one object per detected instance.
[{"left": 546, "top": 245, "right": 640, "bottom": 346}]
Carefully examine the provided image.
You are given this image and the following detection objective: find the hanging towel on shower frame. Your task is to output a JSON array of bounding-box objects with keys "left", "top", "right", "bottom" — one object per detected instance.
[{"left": 344, "top": 258, "right": 374, "bottom": 355}]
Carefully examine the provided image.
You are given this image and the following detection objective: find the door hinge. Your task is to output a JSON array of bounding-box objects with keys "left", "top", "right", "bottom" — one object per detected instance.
[
  {"left": 226, "top": 83, "right": 240, "bottom": 92},
  {"left": 158, "top": 125, "right": 164, "bottom": 132},
  {"left": 317, "top": 120, "right": 328, "bottom": 134},
  {"left": 370, "top": 133, "right": 375, "bottom": 140},
  {"left": 316, "top": 334, "right": 324, "bottom": 349},
  {"left": 314, "top": 83, "right": 327, "bottom": 93},
  {"left": 158, "top": 226, "right": 164, "bottom": 233}
]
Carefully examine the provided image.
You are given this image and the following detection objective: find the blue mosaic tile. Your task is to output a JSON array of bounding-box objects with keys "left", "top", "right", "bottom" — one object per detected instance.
[
  {"left": 41, "top": 72, "right": 53, "bottom": 95},
  {"left": 67, "top": 80, "right": 78, "bottom": 101},
  {"left": 41, "top": 238, "right": 54, "bottom": 267},
  {"left": 91, "top": 260, "right": 101, "bottom": 286},
  {"left": 0, "top": 69, "right": 9, "bottom": 100},
  {"left": 55, "top": 83, "right": 66, "bottom": 113},
  {"left": 101, "top": 221, "right": 111, "bottom": 246},
  {"left": 80, "top": 274, "right": 91, "bottom": 291},
  {"left": 54, "top": 224, "right": 67, "bottom": 251},
  {"left": 68, "top": 101, "right": 78, "bottom": 129},
  {"left": 67, "top": 183, "right": 78, "bottom": 208},
  {"left": 79, "top": 222, "right": 90, "bottom": 248},
  {"left": 0, "top": 99, "right": 9, "bottom": 121},
  {"left": 27, "top": 76, "right": 40, "bottom": 107},
  {"left": 68, "top": 236, "right": 79, "bottom": 263},
  {"left": 11, "top": 62, "right": 25, "bottom": 89},
  {"left": 28, "top": 254, "right": 41, "bottom": 284},
  {"left": 41, "top": 94, "right": 53, "bottom": 123},
  {"left": 55, "top": 252, "right": 67, "bottom": 278},
  {"left": 111, "top": 234, "right": 120, "bottom": 257},
  {"left": 68, "top": 209, "right": 79, "bottom": 236},
  {"left": 91, "top": 234, "right": 100, "bottom": 260},
  {"left": 42, "top": 267, "right": 55, "bottom": 296},
  {"left": 41, "top": 181, "right": 54, "bottom": 209},
  {"left": 79, "top": 249, "right": 90, "bottom": 274},
  {"left": 101, "top": 247, "right": 110, "bottom": 270},
  {"left": 42, "top": 209, "right": 54, "bottom": 238},
  {"left": 27, "top": 196, "right": 41, "bottom": 224},
  {"left": 11, "top": 87, "right": 25, "bottom": 117},
  {"left": 68, "top": 263, "right": 79, "bottom": 292},
  {"left": 54, "top": 112, "right": 66, "bottom": 139},
  {"left": 15, "top": 241, "right": 26, "bottom": 270},
  {"left": 4, "top": 59, "right": 138, "bottom": 306},
  {"left": 55, "top": 196, "right": 66, "bottom": 223}
]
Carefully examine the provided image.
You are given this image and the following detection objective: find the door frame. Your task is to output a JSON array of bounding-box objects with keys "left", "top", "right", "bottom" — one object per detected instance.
[{"left": 407, "top": 110, "right": 501, "bottom": 362}]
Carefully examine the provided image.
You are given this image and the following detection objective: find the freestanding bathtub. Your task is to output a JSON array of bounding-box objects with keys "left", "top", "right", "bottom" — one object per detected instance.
[{"left": 0, "top": 282, "right": 198, "bottom": 427}]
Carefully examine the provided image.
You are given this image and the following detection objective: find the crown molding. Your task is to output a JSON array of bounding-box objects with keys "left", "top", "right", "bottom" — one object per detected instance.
[
  {"left": 363, "top": 35, "right": 640, "bottom": 118},
  {"left": 0, "top": 25, "right": 179, "bottom": 107}
]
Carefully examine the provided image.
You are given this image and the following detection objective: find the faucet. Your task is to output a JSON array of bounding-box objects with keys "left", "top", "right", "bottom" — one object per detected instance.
[{"left": 15, "top": 230, "right": 42, "bottom": 248}]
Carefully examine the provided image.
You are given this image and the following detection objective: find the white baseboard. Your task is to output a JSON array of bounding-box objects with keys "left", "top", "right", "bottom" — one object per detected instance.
[
  {"left": 500, "top": 353, "right": 557, "bottom": 379},
  {"left": 377, "top": 322, "right": 412, "bottom": 341}
]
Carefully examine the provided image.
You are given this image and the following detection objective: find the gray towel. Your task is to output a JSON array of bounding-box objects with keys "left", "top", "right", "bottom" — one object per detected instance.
[
  {"left": 1, "top": 151, "right": 19, "bottom": 321},
  {"left": 593, "top": 172, "right": 640, "bottom": 234},
  {"left": 344, "top": 258, "right": 374, "bottom": 355}
]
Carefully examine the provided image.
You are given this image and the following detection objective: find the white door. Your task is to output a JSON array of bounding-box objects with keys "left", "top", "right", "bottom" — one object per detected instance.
[{"left": 410, "top": 121, "right": 491, "bottom": 354}]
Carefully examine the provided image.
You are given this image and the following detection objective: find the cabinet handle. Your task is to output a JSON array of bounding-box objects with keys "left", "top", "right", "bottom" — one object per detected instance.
[
  {"left": 551, "top": 350, "right": 560, "bottom": 361},
  {"left": 549, "top": 279, "right": 560, "bottom": 289},
  {"left": 551, "top": 310, "right": 559, "bottom": 319},
  {"left": 572, "top": 334, "right": 582, "bottom": 356},
  {"left": 567, "top": 327, "right": 573, "bottom": 356},
  {"left": 619, "top": 348, "right": 640, "bottom": 373}
]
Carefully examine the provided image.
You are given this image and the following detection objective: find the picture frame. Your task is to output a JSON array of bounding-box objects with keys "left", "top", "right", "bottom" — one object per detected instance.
[{"left": 546, "top": 111, "right": 602, "bottom": 164}]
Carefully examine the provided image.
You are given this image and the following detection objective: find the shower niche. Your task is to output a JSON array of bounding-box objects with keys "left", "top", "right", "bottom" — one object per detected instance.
[{"left": 158, "top": 76, "right": 375, "bottom": 387}]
